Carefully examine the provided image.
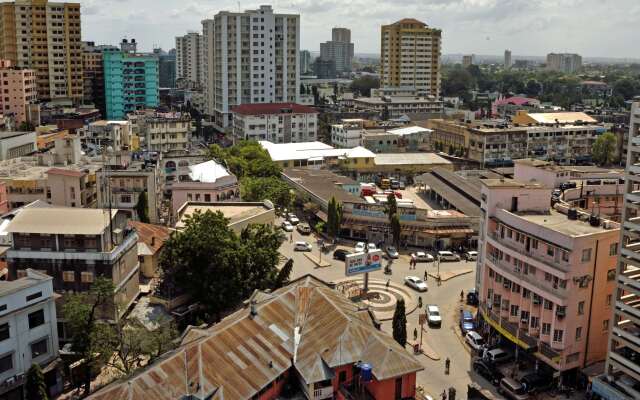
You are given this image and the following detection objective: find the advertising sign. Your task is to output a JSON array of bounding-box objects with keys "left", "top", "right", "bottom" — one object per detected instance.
[{"left": 345, "top": 250, "right": 383, "bottom": 276}]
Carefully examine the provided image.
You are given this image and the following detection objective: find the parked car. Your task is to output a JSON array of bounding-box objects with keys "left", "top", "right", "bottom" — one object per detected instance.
[
  {"left": 466, "top": 288, "right": 479, "bottom": 306},
  {"left": 519, "top": 373, "right": 554, "bottom": 394},
  {"left": 385, "top": 246, "right": 399, "bottom": 259},
  {"left": 460, "top": 310, "right": 475, "bottom": 333},
  {"left": 294, "top": 241, "right": 312, "bottom": 252},
  {"left": 333, "top": 249, "right": 350, "bottom": 261},
  {"left": 296, "top": 223, "right": 311, "bottom": 234},
  {"left": 354, "top": 242, "right": 366, "bottom": 252},
  {"left": 426, "top": 304, "right": 442, "bottom": 327},
  {"left": 463, "top": 251, "right": 478, "bottom": 261},
  {"left": 412, "top": 251, "right": 434, "bottom": 262},
  {"left": 498, "top": 377, "right": 529, "bottom": 400},
  {"left": 465, "top": 331, "right": 485, "bottom": 352},
  {"left": 281, "top": 221, "right": 294, "bottom": 232},
  {"left": 404, "top": 276, "right": 428, "bottom": 292},
  {"left": 438, "top": 250, "right": 461, "bottom": 261},
  {"left": 287, "top": 213, "right": 300, "bottom": 225},
  {"left": 472, "top": 358, "right": 502, "bottom": 385},
  {"left": 398, "top": 181, "right": 406, "bottom": 190},
  {"left": 486, "top": 348, "right": 512, "bottom": 364},
  {"left": 367, "top": 243, "right": 377, "bottom": 251},
  {"left": 560, "top": 181, "right": 577, "bottom": 190}
]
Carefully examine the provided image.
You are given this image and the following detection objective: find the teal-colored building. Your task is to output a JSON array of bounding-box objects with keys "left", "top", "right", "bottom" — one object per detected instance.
[{"left": 104, "top": 52, "right": 159, "bottom": 120}]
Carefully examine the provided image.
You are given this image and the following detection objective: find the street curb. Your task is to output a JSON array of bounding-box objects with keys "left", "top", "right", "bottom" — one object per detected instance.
[
  {"left": 428, "top": 268, "right": 473, "bottom": 282},
  {"left": 303, "top": 253, "right": 331, "bottom": 268}
]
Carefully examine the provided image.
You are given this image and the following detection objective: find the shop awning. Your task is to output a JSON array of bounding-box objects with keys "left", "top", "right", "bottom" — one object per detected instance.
[
  {"left": 315, "top": 210, "right": 328, "bottom": 222},
  {"left": 480, "top": 310, "right": 535, "bottom": 351}
]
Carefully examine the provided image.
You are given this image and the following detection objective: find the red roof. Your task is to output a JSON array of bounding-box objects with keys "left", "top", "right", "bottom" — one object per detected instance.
[
  {"left": 231, "top": 103, "right": 317, "bottom": 116},
  {"left": 46, "top": 168, "right": 85, "bottom": 177}
]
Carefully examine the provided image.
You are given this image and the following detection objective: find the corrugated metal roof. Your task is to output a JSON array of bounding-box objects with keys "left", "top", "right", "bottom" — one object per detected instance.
[{"left": 88, "top": 275, "right": 423, "bottom": 400}]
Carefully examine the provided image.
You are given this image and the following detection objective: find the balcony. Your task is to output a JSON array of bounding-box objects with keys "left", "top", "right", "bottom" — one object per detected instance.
[
  {"left": 486, "top": 255, "right": 568, "bottom": 301},
  {"left": 488, "top": 231, "right": 571, "bottom": 273}
]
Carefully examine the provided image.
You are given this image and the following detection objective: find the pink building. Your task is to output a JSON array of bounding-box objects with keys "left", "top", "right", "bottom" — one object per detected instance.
[
  {"left": 0, "top": 182, "right": 8, "bottom": 214},
  {"left": 171, "top": 160, "right": 239, "bottom": 217},
  {"left": 477, "top": 178, "right": 620, "bottom": 378},
  {"left": 0, "top": 60, "right": 38, "bottom": 125}
]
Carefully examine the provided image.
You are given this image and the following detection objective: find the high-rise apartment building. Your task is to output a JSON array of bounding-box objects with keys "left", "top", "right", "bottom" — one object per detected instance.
[
  {"left": 504, "top": 49, "right": 512, "bottom": 69},
  {"left": 153, "top": 48, "right": 176, "bottom": 89},
  {"left": 0, "top": 0, "right": 83, "bottom": 103},
  {"left": 82, "top": 42, "right": 118, "bottom": 117},
  {"left": 591, "top": 102, "right": 640, "bottom": 400},
  {"left": 300, "top": 49, "right": 311, "bottom": 74},
  {"left": 202, "top": 5, "right": 300, "bottom": 130},
  {"left": 0, "top": 59, "right": 38, "bottom": 125},
  {"left": 546, "top": 53, "right": 582, "bottom": 74},
  {"left": 380, "top": 18, "right": 441, "bottom": 98},
  {"left": 462, "top": 54, "right": 474, "bottom": 67},
  {"left": 103, "top": 51, "right": 159, "bottom": 120},
  {"left": 319, "top": 27, "right": 354, "bottom": 75},
  {"left": 175, "top": 32, "right": 202, "bottom": 89}
]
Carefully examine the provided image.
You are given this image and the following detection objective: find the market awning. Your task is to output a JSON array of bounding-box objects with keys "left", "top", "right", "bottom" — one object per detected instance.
[{"left": 480, "top": 310, "right": 535, "bottom": 351}]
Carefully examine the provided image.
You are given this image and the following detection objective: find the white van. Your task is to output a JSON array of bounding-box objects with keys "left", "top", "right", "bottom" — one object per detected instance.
[{"left": 438, "top": 250, "right": 461, "bottom": 261}]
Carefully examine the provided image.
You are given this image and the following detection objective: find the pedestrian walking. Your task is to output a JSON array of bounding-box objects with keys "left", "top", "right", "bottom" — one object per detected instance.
[
  {"left": 445, "top": 357, "right": 450, "bottom": 375},
  {"left": 460, "top": 290, "right": 464, "bottom": 302},
  {"left": 386, "top": 279, "right": 390, "bottom": 291},
  {"left": 424, "top": 270, "right": 428, "bottom": 281},
  {"left": 413, "top": 327, "right": 418, "bottom": 341},
  {"left": 289, "top": 233, "right": 293, "bottom": 243},
  {"left": 440, "top": 390, "right": 447, "bottom": 400},
  {"left": 437, "top": 275, "right": 442, "bottom": 286}
]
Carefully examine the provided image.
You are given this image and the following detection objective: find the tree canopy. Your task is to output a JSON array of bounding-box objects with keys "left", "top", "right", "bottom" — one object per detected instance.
[
  {"left": 592, "top": 132, "right": 618, "bottom": 166},
  {"left": 135, "top": 191, "right": 149, "bottom": 223},
  {"left": 392, "top": 298, "right": 407, "bottom": 347},
  {"left": 159, "top": 209, "right": 284, "bottom": 320},
  {"left": 349, "top": 75, "right": 380, "bottom": 97}
]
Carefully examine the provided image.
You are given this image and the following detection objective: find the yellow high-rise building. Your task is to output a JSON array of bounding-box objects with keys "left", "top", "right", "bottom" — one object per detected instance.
[
  {"left": 0, "top": 0, "right": 83, "bottom": 103},
  {"left": 380, "top": 18, "right": 441, "bottom": 98}
]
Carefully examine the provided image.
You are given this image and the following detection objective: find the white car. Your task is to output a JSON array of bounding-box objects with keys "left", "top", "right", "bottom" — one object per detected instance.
[
  {"left": 465, "top": 331, "right": 485, "bottom": 352},
  {"left": 294, "top": 241, "right": 312, "bottom": 252},
  {"left": 404, "top": 276, "right": 428, "bottom": 292},
  {"left": 426, "top": 304, "right": 442, "bottom": 326},
  {"left": 281, "top": 221, "right": 294, "bottom": 232},
  {"left": 287, "top": 213, "right": 300, "bottom": 225},
  {"left": 437, "top": 250, "right": 461, "bottom": 261},
  {"left": 464, "top": 251, "right": 478, "bottom": 261},
  {"left": 355, "top": 242, "right": 366, "bottom": 252},
  {"left": 367, "top": 243, "right": 377, "bottom": 251},
  {"left": 385, "top": 246, "right": 399, "bottom": 259},
  {"left": 412, "top": 251, "right": 434, "bottom": 262}
]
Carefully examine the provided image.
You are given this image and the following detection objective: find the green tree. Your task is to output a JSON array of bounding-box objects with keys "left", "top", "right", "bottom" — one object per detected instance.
[
  {"left": 592, "top": 132, "right": 618, "bottom": 166},
  {"left": 390, "top": 213, "right": 401, "bottom": 248},
  {"left": 349, "top": 75, "right": 380, "bottom": 97},
  {"left": 392, "top": 298, "right": 407, "bottom": 347},
  {"left": 524, "top": 79, "right": 542, "bottom": 97},
  {"left": 385, "top": 193, "right": 398, "bottom": 222},
  {"left": 241, "top": 176, "right": 293, "bottom": 209},
  {"left": 135, "top": 191, "right": 149, "bottom": 223},
  {"left": 273, "top": 259, "right": 294, "bottom": 289},
  {"left": 612, "top": 78, "right": 639, "bottom": 100},
  {"left": 25, "top": 363, "right": 48, "bottom": 400},
  {"left": 442, "top": 67, "right": 475, "bottom": 97}
]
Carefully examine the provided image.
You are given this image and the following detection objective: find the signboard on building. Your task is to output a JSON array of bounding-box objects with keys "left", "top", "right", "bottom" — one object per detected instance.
[{"left": 345, "top": 250, "right": 383, "bottom": 276}]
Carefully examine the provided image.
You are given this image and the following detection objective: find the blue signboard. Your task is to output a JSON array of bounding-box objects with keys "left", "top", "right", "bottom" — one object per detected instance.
[{"left": 345, "top": 250, "right": 383, "bottom": 276}]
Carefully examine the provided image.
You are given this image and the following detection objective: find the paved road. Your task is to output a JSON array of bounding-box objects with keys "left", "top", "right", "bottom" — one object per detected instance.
[{"left": 277, "top": 218, "right": 499, "bottom": 398}]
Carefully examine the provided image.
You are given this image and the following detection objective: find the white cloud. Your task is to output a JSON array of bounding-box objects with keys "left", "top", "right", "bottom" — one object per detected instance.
[{"left": 77, "top": 0, "right": 639, "bottom": 57}]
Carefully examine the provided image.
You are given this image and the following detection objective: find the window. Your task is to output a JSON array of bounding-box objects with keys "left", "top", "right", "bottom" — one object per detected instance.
[
  {"left": 606, "top": 294, "right": 612, "bottom": 306},
  {"left": 607, "top": 269, "right": 616, "bottom": 281},
  {"left": 0, "top": 323, "right": 8, "bottom": 341},
  {"left": 204, "top": 194, "right": 211, "bottom": 202},
  {"left": 522, "top": 288, "right": 530, "bottom": 299},
  {"left": 610, "top": 243, "right": 618, "bottom": 256},
  {"left": 28, "top": 309, "right": 45, "bottom": 329},
  {"left": 553, "top": 329, "right": 564, "bottom": 343},
  {"left": 547, "top": 245, "right": 554, "bottom": 257},
  {"left": 30, "top": 337, "right": 47, "bottom": 358},
  {"left": 339, "top": 370, "right": 347, "bottom": 383},
  {"left": 578, "top": 301, "right": 584, "bottom": 315},
  {"left": 520, "top": 310, "right": 529, "bottom": 323},
  {"left": 0, "top": 353, "right": 12, "bottom": 373},
  {"left": 63, "top": 271, "right": 75, "bottom": 282},
  {"left": 544, "top": 299, "right": 553, "bottom": 310},
  {"left": 582, "top": 248, "right": 592, "bottom": 262},
  {"left": 603, "top": 319, "right": 609, "bottom": 331},
  {"left": 531, "top": 239, "right": 538, "bottom": 249},
  {"left": 542, "top": 323, "right": 551, "bottom": 335},
  {"left": 544, "top": 272, "right": 552, "bottom": 282},
  {"left": 81, "top": 272, "right": 94, "bottom": 283},
  {"left": 121, "top": 194, "right": 132, "bottom": 203},
  {"left": 575, "top": 327, "right": 582, "bottom": 341},
  {"left": 530, "top": 316, "right": 539, "bottom": 329},
  {"left": 510, "top": 305, "right": 519, "bottom": 317},
  {"left": 26, "top": 292, "right": 42, "bottom": 302}
]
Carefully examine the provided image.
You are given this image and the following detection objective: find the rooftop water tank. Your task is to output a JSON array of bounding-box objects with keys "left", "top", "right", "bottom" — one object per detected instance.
[{"left": 360, "top": 363, "right": 372, "bottom": 382}]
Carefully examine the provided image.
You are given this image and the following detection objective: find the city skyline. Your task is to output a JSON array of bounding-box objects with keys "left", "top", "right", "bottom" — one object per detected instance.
[{"left": 78, "top": 0, "right": 640, "bottom": 58}]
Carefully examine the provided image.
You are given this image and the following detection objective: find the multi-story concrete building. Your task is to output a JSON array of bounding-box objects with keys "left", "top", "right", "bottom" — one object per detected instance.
[
  {"left": 319, "top": 27, "right": 354, "bottom": 75},
  {"left": 87, "top": 120, "right": 133, "bottom": 152},
  {"left": 504, "top": 49, "right": 512, "bottom": 69},
  {"left": 82, "top": 42, "right": 117, "bottom": 117},
  {"left": 0, "top": 131, "right": 36, "bottom": 160},
  {"left": 96, "top": 162, "right": 160, "bottom": 223},
  {"left": 175, "top": 32, "right": 202, "bottom": 89},
  {"left": 353, "top": 95, "right": 442, "bottom": 119},
  {"left": 462, "top": 54, "right": 474, "bottom": 67},
  {"left": 0, "top": 0, "right": 83, "bottom": 103},
  {"left": 546, "top": 53, "right": 582, "bottom": 74},
  {"left": 331, "top": 118, "right": 365, "bottom": 148},
  {"left": 6, "top": 207, "right": 140, "bottom": 323},
  {"left": 129, "top": 111, "right": 192, "bottom": 153},
  {"left": 202, "top": 5, "right": 300, "bottom": 130},
  {"left": 591, "top": 102, "right": 640, "bottom": 400},
  {"left": 427, "top": 112, "right": 605, "bottom": 166},
  {"left": 380, "top": 18, "right": 441, "bottom": 98},
  {"left": 232, "top": 103, "right": 317, "bottom": 143},
  {"left": 103, "top": 51, "right": 159, "bottom": 120},
  {"left": 160, "top": 150, "right": 207, "bottom": 194},
  {"left": 0, "top": 59, "right": 38, "bottom": 125},
  {"left": 477, "top": 178, "right": 620, "bottom": 378},
  {"left": 0, "top": 269, "right": 61, "bottom": 399},
  {"left": 300, "top": 49, "right": 311, "bottom": 74},
  {"left": 154, "top": 48, "right": 176, "bottom": 89}
]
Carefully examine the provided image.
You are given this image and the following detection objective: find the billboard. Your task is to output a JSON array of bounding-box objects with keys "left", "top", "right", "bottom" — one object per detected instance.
[{"left": 345, "top": 250, "right": 383, "bottom": 276}]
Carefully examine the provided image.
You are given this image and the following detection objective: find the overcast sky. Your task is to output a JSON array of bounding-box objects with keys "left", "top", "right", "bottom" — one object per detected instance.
[{"left": 81, "top": 0, "right": 639, "bottom": 58}]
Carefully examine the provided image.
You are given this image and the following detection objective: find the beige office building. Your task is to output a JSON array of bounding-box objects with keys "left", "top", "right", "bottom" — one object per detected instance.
[
  {"left": 380, "top": 18, "right": 441, "bottom": 98},
  {"left": 0, "top": 0, "right": 83, "bottom": 103}
]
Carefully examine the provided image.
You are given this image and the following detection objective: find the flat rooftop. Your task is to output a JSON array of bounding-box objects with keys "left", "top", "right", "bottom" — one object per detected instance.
[
  {"left": 517, "top": 209, "right": 611, "bottom": 236},
  {"left": 481, "top": 178, "right": 541, "bottom": 188},
  {"left": 176, "top": 202, "right": 272, "bottom": 229},
  {"left": 374, "top": 152, "right": 451, "bottom": 166},
  {"left": 7, "top": 207, "right": 116, "bottom": 235},
  {"left": 283, "top": 168, "right": 365, "bottom": 205},
  {"left": 355, "top": 96, "right": 441, "bottom": 105}
]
